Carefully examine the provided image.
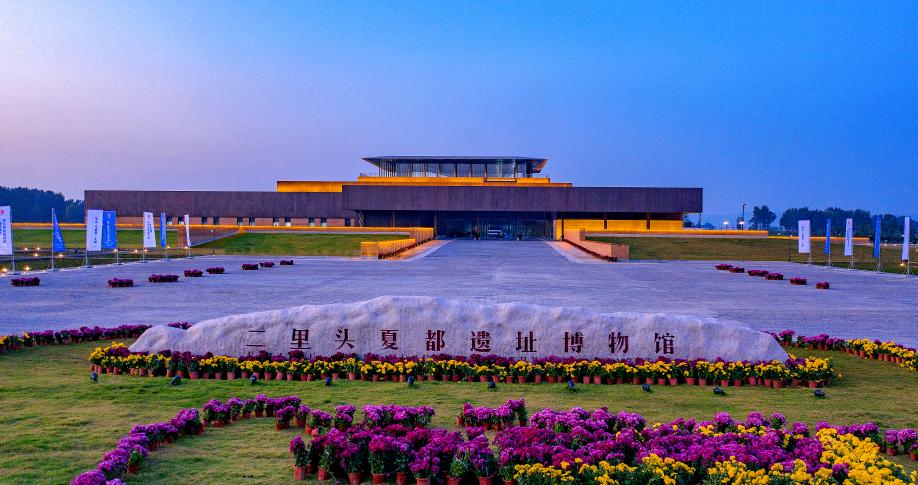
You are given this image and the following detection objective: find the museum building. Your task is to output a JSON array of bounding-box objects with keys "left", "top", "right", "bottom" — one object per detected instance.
[{"left": 84, "top": 156, "right": 702, "bottom": 239}]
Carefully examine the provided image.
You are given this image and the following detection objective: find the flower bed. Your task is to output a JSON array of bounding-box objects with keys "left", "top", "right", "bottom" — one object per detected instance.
[
  {"left": 166, "top": 322, "right": 194, "bottom": 330},
  {"left": 766, "top": 272, "right": 784, "bottom": 280},
  {"left": 289, "top": 404, "right": 918, "bottom": 484},
  {"left": 458, "top": 399, "right": 527, "bottom": 429},
  {"left": 69, "top": 395, "right": 918, "bottom": 484},
  {"left": 87, "top": 344, "right": 836, "bottom": 388},
  {"left": 0, "top": 325, "right": 149, "bottom": 354},
  {"left": 205, "top": 267, "right": 225, "bottom": 274},
  {"left": 747, "top": 269, "right": 769, "bottom": 277},
  {"left": 147, "top": 274, "right": 179, "bottom": 283},
  {"left": 241, "top": 263, "right": 259, "bottom": 270},
  {"left": 790, "top": 277, "right": 808, "bottom": 285},
  {"left": 728, "top": 266, "right": 745, "bottom": 273},
  {"left": 11, "top": 276, "right": 40, "bottom": 287},
  {"left": 259, "top": 261, "right": 275, "bottom": 268},
  {"left": 769, "top": 331, "right": 917, "bottom": 370},
  {"left": 107, "top": 278, "right": 134, "bottom": 288},
  {"left": 183, "top": 269, "right": 204, "bottom": 277},
  {"left": 714, "top": 263, "right": 733, "bottom": 271},
  {"left": 280, "top": 260, "right": 294, "bottom": 265},
  {"left": 816, "top": 281, "right": 830, "bottom": 290},
  {"left": 71, "top": 408, "right": 202, "bottom": 484}
]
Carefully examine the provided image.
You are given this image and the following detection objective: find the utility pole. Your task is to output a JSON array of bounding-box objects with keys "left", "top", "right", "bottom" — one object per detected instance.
[{"left": 741, "top": 203, "right": 746, "bottom": 230}]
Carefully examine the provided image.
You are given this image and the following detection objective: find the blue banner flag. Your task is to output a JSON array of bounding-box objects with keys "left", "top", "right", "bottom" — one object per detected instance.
[
  {"left": 824, "top": 219, "right": 831, "bottom": 254},
  {"left": 159, "top": 213, "right": 167, "bottom": 248},
  {"left": 51, "top": 208, "right": 67, "bottom": 252},
  {"left": 873, "top": 215, "right": 881, "bottom": 259},
  {"left": 101, "top": 211, "right": 118, "bottom": 249}
]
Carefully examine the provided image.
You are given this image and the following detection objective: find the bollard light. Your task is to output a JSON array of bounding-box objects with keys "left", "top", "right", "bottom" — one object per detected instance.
[
  {"left": 566, "top": 379, "right": 577, "bottom": 393},
  {"left": 407, "top": 376, "right": 416, "bottom": 387},
  {"left": 250, "top": 374, "right": 258, "bottom": 384},
  {"left": 641, "top": 383, "right": 652, "bottom": 393},
  {"left": 324, "top": 376, "right": 332, "bottom": 386},
  {"left": 713, "top": 386, "right": 725, "bottom": 395},
  {"left": 814, "top": 389, "right": 826, "bottom": 398},
  {"left": 171, "top": 375, "right": 182, "bottom": 386},
  {"left": 90, "top": 371, "right": 99, "bottom": 382},
  {"left": 487, "top": 379, "right": 496, "bottom": 391}
]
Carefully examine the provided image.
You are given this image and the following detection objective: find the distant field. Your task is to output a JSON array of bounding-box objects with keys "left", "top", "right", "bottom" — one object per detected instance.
[
  {"left": 590, "top": 236, "right": 913, "bottom": 273},
  {"left": 197, "top": 232, "right": 407, "bottom": 256},
  {"left": 12, "top": 229, "right": 179, "bottom": 249}
]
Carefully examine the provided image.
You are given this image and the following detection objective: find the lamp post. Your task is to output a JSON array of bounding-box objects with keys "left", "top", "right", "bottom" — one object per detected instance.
[{"left": 723, "top": 220, "right": 729, "bottom": 230}]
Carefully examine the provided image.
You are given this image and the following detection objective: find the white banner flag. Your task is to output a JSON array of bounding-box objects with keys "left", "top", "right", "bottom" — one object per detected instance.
[
  {"left": 903, "top": 217, "right": 911, "bottom": 261},
  {"left": 844, "top": 218, "right": 854, "bottom": 257},
  {"left": 0, "top": 206, "right": 12, "bottom": 256},
  {"left": 184, "top": 214, "right": 191, "bottom": 247},
  {"left": 85, "top": 209, "right": 103, "bottom": 252},
  {"left": 143, "top": 212, "right": 156, "bottom": 248},
  {"left": 798, "top": 220, "right": 811, "bottom": 254}
]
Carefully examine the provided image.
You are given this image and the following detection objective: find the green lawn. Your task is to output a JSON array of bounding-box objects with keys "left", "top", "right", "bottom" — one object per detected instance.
[
  {"left": 197, "top": 233, "right": 408, "bottom": 256},
  {"left": 12, "top": 229, "right": 179, "bottom": 250},
  {"left": 0, "top": 342, "right": 915, "bottom": 484},
  {"left": 591, "top": 236, "right": 914, "bottom": 273}
]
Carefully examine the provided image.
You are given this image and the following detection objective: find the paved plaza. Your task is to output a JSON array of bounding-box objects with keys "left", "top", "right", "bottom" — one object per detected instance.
[{"left": 2, "top": 240, "right": 916, "bottom": 345}]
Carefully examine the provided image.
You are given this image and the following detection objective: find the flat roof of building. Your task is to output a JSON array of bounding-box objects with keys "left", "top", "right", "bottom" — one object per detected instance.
[{"left": 363, "top": 156, "right": 548, "bottom": 172}]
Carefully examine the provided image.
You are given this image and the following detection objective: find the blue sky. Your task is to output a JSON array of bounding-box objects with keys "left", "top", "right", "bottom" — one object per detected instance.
[{"left": 1, "top": 1, "right": 916, "bottom": 220}]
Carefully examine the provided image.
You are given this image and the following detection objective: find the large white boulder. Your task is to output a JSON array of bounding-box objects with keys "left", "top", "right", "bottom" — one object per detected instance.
[{"left": 130, "top": 295, "right": 788, "bottom": 361}]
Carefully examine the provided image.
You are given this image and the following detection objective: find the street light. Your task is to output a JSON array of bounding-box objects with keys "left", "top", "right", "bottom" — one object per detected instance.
[{"left": 723, "top": 220, "right": 729, "bottom": 230}]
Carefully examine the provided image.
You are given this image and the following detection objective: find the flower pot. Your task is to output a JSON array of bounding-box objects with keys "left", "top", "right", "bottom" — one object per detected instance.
[
  {"left": 276, "top": 372, "right": 285, "bottom": 380},
  {"left": 448, "top": 477, "right": 462, "bottom": 485},
  {"left": 478, "top": 476, "right": 494, "bottom": 485},
  {"left": 255, "top": 410, "right": 264, "bottom": 418},
  {"left": 308, "top": 464, "right": 317, "bottom": 475},
  {"left": 128, "top": 463, "right": 140, "bottom": 474},
  {"left": 190, "top": 371, "right": 199, "bottom": 380},
  {"left": 348, "top": 372, "right": 357, "bottom": 381},
  {"left": 307, "top": 374, "right": 315, "bottom": 381},
  {"left": 241, "top": 371, "right": 250, "bottom": 379},
  {"left": 909, "top": 452, "right": 917, "bottom": 461},
  {"left": 645, "top": 378, "right": 654, "bottom": 385},
  {"left": 698, "top": 378, "right": 707, "bottom": 386},
  {"left": 452, "top": 375, "right": 461, "bottom": 382},
  {"left": 479, "top": 376, "right": 488, "bottom": 383},
  {"left": 732, "top": 379, "right": 743, "bottom": 387},
  {"left": 296, "top": 418, "right": 307, "bottom": 427},
  {"left": 305, "top": 425, "right": 313, "bottom": 433},
  {"left": 399, "top": 375, "right": 407, "bottom": 383},
  {"left": 243, "top": 412, "right": 251, "bottom": 419},
  {"left": 416, "top": 479, "right": 431, "bottom": 485},
  {"left": 772, "top": 380, "right": 784, "bottom": 389},
  {"left": 373, "top": 473, "right": 387, "bottom": 484},
  {"left": 534, "top": 375, "right": 543, "bottom": 384},
  {"left": 317, "top": 467, "right": 331, "bottom": 481},
  {"left": 227, "top": 372, "right": 236, "bottom": 380},
  {"left": 505, "top": 376, "right": 513, "bottom": 384},
  {"left": 808, "top": 381, "right": 819, "bottom": 389},
  {"left": 593, "top": 375, "right": 603, "bottom": 385},
  {"left": 547, "top": 376, "right": 557, "bottom": 384},
  {"left": 300, "top": 374, "right": 307, "bottom": 381},
  {"left": 719, "top": 379, "right": 729, "bottom": 388},
  {"left": 656, "top": 378, "right": 667, "bottom": 386},
  {"left": 685, "top": 377, "right": 696, "bottom": 385},
  {"left": 349, "top": 471, "right": 363, "bottom": 485},
  {"left": 456, "top": 417, "right": 464, "bottom": 427},
  {"left": 886, "top": 446, "right": 897, "bottom": 456},
  {"left": 332, "top": 372, "right": 340, "bottom": 380},
  {"left": 395, "top": 472, "right": 408, "bottom": 485},
  {"left": 747, "top": 377, "right": 757, "bottom": 386},
  {"left": 791, "top": 379, "right": 801, "bottom": 387},
  {"left": 518, "top": 376, "right": 527, "bottom": 384},
  {"left": 669, "top": 377, "right": 678, "bottom": 386},
  {"left": 484, "top": 422, "right": 492, "bottom": 430},
  {"left": 504, "top": 480, "right": 516, "bottom": 485},
  {"left": 294, "top": 465, "right": 309, "bottom": 480}
]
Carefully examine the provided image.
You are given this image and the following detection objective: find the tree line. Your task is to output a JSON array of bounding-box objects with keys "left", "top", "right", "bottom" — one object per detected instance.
[
  {"left": 0, "top": 186, "right": 85, "bottom": 222},
  {"left": 779, "top": 207, "right": 913, "bottom": 241}
]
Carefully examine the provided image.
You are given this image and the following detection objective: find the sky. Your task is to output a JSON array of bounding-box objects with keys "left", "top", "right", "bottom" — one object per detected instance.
[{"left": 1, "top": 1, "right": 916, "bottom": 221}]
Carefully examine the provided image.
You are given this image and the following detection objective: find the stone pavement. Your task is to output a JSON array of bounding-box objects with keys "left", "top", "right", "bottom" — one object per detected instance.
[{"left": 2, "top": 240, "right": 916, "bottom": 345}]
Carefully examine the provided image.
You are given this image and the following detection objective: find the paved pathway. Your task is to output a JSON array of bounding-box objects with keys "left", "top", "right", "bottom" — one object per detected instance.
[{"left": 2, "top": 240, "right": 916, "bottom": 345}]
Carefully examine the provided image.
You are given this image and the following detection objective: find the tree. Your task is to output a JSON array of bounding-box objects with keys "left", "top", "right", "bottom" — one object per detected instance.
[
  {"left": 0, "top": 186, "right": 84, "bottom": 222},
  {"left": 750, "top": 205, "right": 776, "bottom": 230}
]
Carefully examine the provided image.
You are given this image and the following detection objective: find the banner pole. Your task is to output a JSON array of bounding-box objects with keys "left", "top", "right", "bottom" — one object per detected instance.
[
  {"left": 11, "top": 250, "right": 16, "bottom": 274},
  {"left": 50, "top": 249, "right": 55, "bottom": 271}
]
